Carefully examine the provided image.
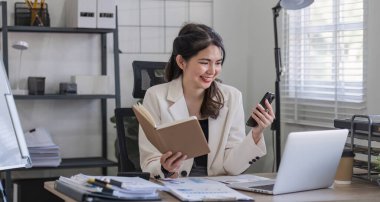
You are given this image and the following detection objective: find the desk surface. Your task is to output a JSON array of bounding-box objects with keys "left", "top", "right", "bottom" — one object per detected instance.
[{"left": 44, "top": 173, "right": 380, "bottom": 202}]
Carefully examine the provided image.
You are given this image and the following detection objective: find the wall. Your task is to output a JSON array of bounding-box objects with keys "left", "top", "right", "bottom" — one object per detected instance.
[{"left": 367, "top": 0, "right": 380, "bottom": 114}]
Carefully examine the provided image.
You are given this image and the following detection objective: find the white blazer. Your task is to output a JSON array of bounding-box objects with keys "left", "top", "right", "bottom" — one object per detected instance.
[{"left": 139, "top": 77, "right": 267, "bottom": 178}]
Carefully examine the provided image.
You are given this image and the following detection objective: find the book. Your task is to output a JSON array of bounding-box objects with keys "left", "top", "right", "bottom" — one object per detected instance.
[{"left": 133, "top": 103, "right": 210, "bottom": 159}]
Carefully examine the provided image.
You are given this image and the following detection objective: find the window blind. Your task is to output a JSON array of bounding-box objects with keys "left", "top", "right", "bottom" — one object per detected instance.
[{"left": 282, "top": 0, "right": 367, "bottom": 127}]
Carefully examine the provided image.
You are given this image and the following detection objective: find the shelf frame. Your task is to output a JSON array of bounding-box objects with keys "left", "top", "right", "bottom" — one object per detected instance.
[
  {"left": 2, "top": 26, "right": 115, "bottom": 33},
  {"left": 13, "top": 94, "right": 116, "bottom": 100}
]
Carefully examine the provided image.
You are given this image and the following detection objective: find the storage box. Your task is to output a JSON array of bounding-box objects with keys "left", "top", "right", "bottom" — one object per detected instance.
[
  {"left": 96, "top": 0, "right": 116, "bottom": 28},
  {"left": 65, "top": 0, "right": 97, "bottom": 28},
  {"left": 71, "top": 75, "right": 108, "bottom": 94},
  {"left": 28, "top": 77, "right": 45, "bottom": 95}
]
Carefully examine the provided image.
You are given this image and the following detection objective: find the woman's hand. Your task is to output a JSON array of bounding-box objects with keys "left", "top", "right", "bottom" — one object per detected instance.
[
  {"left": 160, "top": 151, "right": 187, "bottom": 177},
  {"left": 250, "top": 99, "right": 275, "bottom": 143}
]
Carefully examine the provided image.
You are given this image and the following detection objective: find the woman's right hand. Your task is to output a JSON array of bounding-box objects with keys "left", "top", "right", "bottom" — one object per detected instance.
[{"left": 160, "top": 151, "right": 187, "bottom": 174}]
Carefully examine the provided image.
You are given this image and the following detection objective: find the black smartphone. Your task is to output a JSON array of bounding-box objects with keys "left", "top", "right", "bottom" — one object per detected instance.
[{"left": 246, "top": 92, "right": 275, "bottom": 127}]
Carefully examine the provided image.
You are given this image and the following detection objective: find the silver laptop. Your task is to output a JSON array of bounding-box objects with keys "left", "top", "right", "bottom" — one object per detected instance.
[{"left": 229, "top": 129, "right": 348, "bottom": 195}]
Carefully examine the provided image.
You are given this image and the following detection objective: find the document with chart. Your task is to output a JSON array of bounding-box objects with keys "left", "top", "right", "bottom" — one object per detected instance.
[{"left": 159, "top": 177, "right": 253, "bottom": 201}]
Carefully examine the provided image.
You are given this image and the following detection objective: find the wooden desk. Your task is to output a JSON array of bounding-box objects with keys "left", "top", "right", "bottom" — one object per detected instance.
[{"left": 44, "top": 173, "right": 380, "bottom": 202}]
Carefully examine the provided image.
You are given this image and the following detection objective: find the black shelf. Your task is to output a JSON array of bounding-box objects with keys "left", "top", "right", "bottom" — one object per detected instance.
[
  {"left": 14, "top": 94, "right": 116, "bottom": 100},
  {"left": 1, "top": 1, "right": 121, "bottom": 200},
  {"left": 59, "top": 157, "right": 117, "bottom": 168},
  {"left": 1, "top": 26, "right": 115, "bottom": 34},
  {"left": 334, "top": 119, "right": 380, "bottom": 134},
  {"left": 16, "top": 157, "right": 117, "bottom": 170}
]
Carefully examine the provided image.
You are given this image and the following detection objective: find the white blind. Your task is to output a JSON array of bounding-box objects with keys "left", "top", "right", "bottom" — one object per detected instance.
[{"left": 282, "top": 0, "right": 367, "bottom": 127}]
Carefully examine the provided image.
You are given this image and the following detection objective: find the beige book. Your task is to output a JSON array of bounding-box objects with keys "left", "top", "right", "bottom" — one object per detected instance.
[{"left": 133, "top": 103, "right": 210, "bottom": 159}]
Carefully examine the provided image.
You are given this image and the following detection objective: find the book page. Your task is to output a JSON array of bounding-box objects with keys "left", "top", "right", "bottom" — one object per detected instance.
[
  {"left": 133, "top": 103, "right": 156, "bottom": 127},
  {"left": 156, "top": 116, "right": 197, "bottom": 129}
]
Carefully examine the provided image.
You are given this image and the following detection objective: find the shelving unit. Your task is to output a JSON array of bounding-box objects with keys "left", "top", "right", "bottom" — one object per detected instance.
[
  {"left": 334, "top": 115, "right": 380, "bottom": 182},
  {"left": 0, "top": 1, "right": 121, "bottom": 199}
]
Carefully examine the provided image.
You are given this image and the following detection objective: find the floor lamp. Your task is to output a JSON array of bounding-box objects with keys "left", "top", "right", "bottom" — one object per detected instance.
[{"left": 272, "top": 0, "right": 314, "bottom": 170}]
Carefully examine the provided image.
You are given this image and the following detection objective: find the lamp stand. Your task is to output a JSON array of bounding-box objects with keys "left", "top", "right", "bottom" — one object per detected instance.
[
  {"left": 12, "top": 49, "right": 28, "bottom": 95},
  {"left": 272, "top": 2, "right": 282, "bottom": 171}
]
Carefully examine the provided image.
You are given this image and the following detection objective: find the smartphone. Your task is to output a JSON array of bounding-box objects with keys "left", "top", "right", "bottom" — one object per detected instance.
[{"left": 246, "top": 92, "right": 275, "bottom": 127}]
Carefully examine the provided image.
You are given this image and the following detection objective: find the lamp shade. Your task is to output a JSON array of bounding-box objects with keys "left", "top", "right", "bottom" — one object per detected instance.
[
  {"left": 280, "top": 0, "right": 314, "bottom": 10},
  {"left": 12, "top": 41, "right": 29, "bottom": 50}
]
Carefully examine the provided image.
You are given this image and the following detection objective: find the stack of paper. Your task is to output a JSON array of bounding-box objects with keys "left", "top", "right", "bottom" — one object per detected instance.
[
  {"left": 24, "top": 128, "right": 61, "bottom": 167},
  {"left": 54, "top": 173, "right": 163, "bottom": 201}
]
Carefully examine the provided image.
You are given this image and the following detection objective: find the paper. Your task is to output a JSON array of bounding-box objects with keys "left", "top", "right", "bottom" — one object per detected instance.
[
  {"left": 159, "top": 177, "right": 253, "bottom": 201},
  {"left": 24, "top": 128, "right": 56, "bottom": 147},
  {"left": 71, "top": 173, "right": 163, "bottom": 195},
  {"left": 206, "top": 174, "right": 271, "bottom": 184},
  {"left": 24, "top": 128, "right": 61, "bottom": 167}
]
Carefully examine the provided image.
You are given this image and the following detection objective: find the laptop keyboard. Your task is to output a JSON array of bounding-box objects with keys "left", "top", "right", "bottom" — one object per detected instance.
[{"left": 249, "top": 184, "right": 275, "bottom": 191}]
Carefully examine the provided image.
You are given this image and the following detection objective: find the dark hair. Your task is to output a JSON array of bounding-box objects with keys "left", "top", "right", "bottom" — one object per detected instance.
[{"left": 165, "top": 23, "right": 225, "bottom": 119}]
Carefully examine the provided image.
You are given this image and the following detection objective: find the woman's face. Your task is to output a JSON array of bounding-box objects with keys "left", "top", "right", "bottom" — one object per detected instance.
[{"left": 177, "top": 44, "right": 223, "bottom": 91}]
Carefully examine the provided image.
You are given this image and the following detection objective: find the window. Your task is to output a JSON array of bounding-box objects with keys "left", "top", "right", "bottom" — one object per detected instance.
[{"left": 282, "top": 0, "right": 367, "bottom": 127}]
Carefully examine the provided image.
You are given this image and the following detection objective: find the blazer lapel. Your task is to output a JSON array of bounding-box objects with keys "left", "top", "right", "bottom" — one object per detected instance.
[
  {"left": 207, "top": 104, "right": 228, "bottom": 169},
  {"left": 167, "top": 77, "right": 189, "bottom": 120}
]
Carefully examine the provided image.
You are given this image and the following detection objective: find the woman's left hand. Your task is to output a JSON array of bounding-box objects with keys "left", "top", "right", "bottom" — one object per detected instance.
[{"left": 250, "top": 99, "right": 275, "bottom": 143}]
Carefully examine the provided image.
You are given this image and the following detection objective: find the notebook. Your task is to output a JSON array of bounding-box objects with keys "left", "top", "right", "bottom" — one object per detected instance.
[{"left": 229, "top": 129, "right": 349, "bottom": 195}]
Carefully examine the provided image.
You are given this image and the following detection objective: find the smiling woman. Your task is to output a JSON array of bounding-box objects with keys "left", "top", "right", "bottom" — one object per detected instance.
[{"left": 138, "top": 23, "right": 275, "bottom": 179}]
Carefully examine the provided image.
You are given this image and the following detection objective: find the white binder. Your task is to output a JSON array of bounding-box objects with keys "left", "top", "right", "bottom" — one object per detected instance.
[
  {"left": 96, "top": 0, "right": 116, "bottom": 28},
  {"left": 66, "top": 0, "right": 97, "bottom": 28}
]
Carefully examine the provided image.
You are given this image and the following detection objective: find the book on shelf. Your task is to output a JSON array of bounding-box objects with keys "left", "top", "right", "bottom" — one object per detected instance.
[{"left": 132, "top": 103, "right": 210, "bottom": 159}]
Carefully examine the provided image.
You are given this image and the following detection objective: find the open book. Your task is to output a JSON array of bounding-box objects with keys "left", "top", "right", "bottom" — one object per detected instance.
[{"left": 133, "top": 103, "right": 210, "bottom": 159}]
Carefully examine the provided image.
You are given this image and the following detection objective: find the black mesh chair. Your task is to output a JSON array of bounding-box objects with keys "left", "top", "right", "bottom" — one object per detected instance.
[
  {"left": 132, "top": 60, "right": 167, "bottom": 98},
  {"left": 115, "top": 61, "right": 167, "bottom": 179}
]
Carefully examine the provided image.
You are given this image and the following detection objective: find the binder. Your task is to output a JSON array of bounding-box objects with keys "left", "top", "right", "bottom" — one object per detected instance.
[
  {"left": 66, "top": 0, "right": 97, "bottom": 28},
  {"left": 96, "top": 0, "right": 116, "bottom": 28}
]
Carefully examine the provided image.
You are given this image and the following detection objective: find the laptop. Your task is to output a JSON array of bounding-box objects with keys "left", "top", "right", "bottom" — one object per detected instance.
[{"left": 229, "top": 129, "right": 349, "bottom": 195}]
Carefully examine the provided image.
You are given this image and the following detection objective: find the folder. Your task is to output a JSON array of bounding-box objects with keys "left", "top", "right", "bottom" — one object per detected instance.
[
  {"left": 96, "top": 0, "right": 116, "bottom": 28},
  {"left": 133, "top": 103, "right": 210, "bottom": 159}
]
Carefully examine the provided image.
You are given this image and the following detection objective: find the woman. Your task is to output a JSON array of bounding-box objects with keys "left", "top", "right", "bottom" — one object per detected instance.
[{"left": 139, "top": 23, "right": 275, "bottom": 178}]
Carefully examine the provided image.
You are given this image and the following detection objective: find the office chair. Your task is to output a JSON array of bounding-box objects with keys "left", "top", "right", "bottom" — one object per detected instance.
[
  {"left": 132, "top": 60, "right": 167, "bottom": 99},
  {"left": 115, "top": 60, "right": 167, "bottom": 179},
  {"left": 114, "top": 107, "right": 151, "bottom": 179}
]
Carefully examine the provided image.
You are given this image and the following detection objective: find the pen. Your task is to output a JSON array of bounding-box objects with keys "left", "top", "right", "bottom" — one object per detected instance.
[
  {"left": 87, "top": 178, "right": 114, "bottom": 194},
  {"left": 109, "top": 179, "right": 123, "bottom": 188},
  {"left": 98, "top": 177, "right": 124, "bottom": 188}
]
